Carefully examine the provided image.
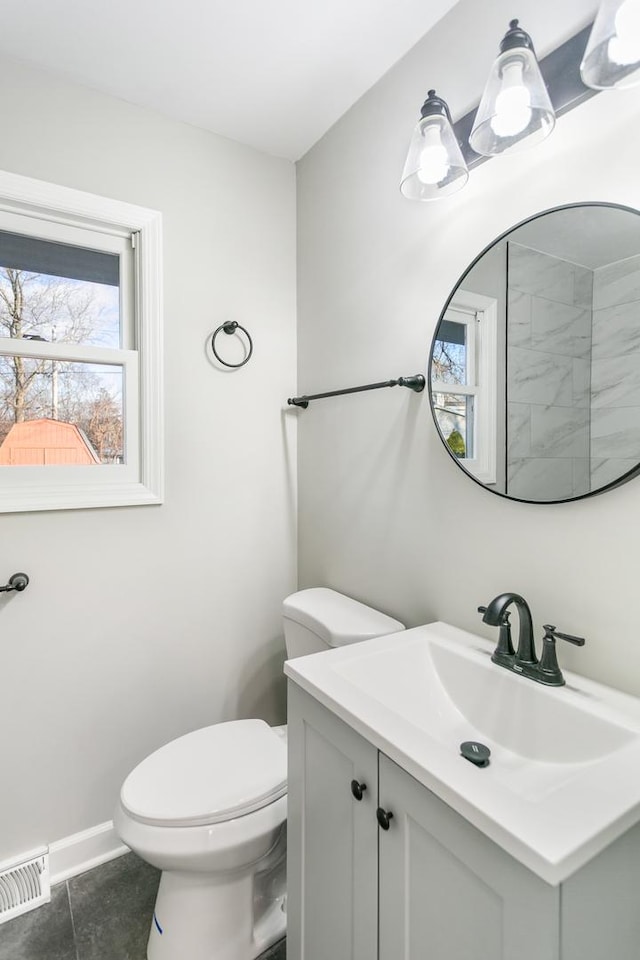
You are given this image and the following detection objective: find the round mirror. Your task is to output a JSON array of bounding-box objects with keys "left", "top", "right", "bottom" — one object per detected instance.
[{"left": 429, "top": 203, "right": 640, "bottom": 503}]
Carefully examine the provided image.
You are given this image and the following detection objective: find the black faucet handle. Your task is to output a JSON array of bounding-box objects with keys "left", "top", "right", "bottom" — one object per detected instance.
[
  {"left": 542, "top": 625, "right": 586, "bottom": 647},
  {"left": 538, "top": 625, "right": 586, "bottom": 686},
  {"left": 477, "top": 605, "right": 487, "bottom": 615}
]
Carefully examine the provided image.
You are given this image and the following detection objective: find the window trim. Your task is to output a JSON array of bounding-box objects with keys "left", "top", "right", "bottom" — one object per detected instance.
[
  {"left": 431, "top": 290, "right": 498, "bottom": 486},
  {"left": 0, "top": 168, "right": 163, "bottom": 512}
]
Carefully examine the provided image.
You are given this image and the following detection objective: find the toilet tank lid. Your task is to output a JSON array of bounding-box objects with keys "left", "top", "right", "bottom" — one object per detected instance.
[
  {"left": 282, "top": 587, "right": 404, "bottom": 647},
  {"left": 120, "top": 719, "right": 286, "bottom": 827}
]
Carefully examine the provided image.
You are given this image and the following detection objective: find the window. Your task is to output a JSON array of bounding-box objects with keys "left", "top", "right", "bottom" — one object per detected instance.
[
  {"left": 0, "top": 169, "right": 162, "bottom": 512},
  {"left": 431, "top": 290, "right": 497, "bottom": 485}
]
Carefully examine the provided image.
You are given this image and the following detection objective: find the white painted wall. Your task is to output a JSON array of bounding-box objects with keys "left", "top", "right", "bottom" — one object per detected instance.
[
  {"left": 0, "top": 59, "right": 296, "bottom": 862},
  {"left": 297, "top": 0, "right": 640, "bottom": 697}
]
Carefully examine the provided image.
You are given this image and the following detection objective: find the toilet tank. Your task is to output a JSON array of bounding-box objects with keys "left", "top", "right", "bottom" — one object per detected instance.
[{"left": 282, "top": 587, "right": 405, "bottom": 659}]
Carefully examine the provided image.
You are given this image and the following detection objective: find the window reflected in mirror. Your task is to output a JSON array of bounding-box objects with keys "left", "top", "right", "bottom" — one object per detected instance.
[{"left": 431, "top": 294, "right": 498, "bottom": 486}]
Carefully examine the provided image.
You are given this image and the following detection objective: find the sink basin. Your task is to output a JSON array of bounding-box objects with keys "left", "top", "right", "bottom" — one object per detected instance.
[
  {"left": 284, "top": 621, "right": 640, "bottom": 884},
  {"left": 335, "top": 631, "right": 634, "bottom": 764}
]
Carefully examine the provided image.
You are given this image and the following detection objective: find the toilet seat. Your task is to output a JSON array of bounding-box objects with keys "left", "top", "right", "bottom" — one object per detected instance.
[{"left": 120, "top": 719, "right": 287, "bottom": 827}]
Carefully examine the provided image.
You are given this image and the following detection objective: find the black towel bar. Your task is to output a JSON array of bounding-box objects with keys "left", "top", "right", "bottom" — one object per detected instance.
[{"left": 287, "top": 374, "right": 425, "bottom": 409}]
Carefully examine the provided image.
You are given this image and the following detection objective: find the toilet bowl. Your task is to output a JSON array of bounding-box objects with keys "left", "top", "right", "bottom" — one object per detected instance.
[
  {"left": 115, "top": 588, "right": 404, "bottom": 960},
  {"left": 115, "top": 719, "right": 287, "bottom": 960}
]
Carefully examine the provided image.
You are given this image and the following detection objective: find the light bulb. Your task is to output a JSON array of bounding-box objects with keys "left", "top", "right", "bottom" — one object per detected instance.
[
  {"left": 400, "top": 89, "right": 468, "bottom": 200},
  {"left": 609, "top": 0, "right": 640, "bottom": 64},
  {"left": 490, "top": 59, "right": 532, "bottom": 138},
  {"left": 417, "top": 125, "right": 450, "bottom": 185}
]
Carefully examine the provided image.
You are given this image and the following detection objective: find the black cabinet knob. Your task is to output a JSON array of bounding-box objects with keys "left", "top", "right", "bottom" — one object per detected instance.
[
  {"left": 350, "top": 779, "right": 367, "bottom": 801},
  {"left": 376, "top": 807, "right": 394, "bottom": 830}
]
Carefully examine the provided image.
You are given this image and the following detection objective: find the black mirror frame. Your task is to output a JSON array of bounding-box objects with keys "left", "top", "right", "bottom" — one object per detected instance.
[{"left": 428, "top": 201, "right": 640, "bottom": 505}]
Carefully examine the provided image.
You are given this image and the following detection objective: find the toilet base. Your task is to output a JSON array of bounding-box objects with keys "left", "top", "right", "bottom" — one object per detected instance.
[{"left": 147, "top": 854, "right": 286, "bottom": 960}]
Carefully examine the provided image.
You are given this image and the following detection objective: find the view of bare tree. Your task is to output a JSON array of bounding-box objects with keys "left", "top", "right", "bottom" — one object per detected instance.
[
  {"left": 432, "top": 338, "right": 465, "bottom": 384},
  {"left": 81, "top": 389, "right": 123, "bottom": 462},
  {"left": 0, "top": 268, "right": 123, "bottom": 460}
]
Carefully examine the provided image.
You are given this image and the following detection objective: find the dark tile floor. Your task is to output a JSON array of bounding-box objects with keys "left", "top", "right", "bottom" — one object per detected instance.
[{"left": 0, "top": 853, "right": 286, "bottom": 960}]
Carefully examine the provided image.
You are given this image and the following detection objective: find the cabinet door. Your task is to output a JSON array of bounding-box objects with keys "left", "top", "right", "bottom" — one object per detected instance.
[
  {"left": 561, "top": 819, "right": 640, "bottom": 960},
  {"left": 287, "top": 683, "right": 379, "bottom": 960},
  {"left": 378, "top": 754, "right": 560, "bottom": 960}
]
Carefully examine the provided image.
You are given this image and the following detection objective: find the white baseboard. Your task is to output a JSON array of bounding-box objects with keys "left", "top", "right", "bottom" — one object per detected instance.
[{"left": 49, "top": 821, "right": 128, "bottom": 886}]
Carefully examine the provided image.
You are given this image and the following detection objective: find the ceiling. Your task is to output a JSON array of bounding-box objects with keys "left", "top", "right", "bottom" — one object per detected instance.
[{"left": 0, "top": 0, "right": 461, "bottom": 161}]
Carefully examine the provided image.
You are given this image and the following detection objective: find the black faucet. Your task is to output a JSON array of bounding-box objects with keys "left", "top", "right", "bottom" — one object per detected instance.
[
  {"left": 478, "top": 593, "right": 585, "bottom": 686},
  {"left": 479, "top": 592, "right": 537, "bottom": 667}
]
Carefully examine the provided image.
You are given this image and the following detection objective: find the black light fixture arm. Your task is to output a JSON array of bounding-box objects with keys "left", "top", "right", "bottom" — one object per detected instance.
[{"left": 287, "top": 374, "right": 425, "bottom": 409}]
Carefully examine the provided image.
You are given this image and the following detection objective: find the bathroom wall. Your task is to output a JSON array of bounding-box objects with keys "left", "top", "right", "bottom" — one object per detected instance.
[
  {"left": 0, "top": 59, "right": 296, "bottom": 863},
  {"left": 591, "top": 253, "right": 640, "bottom": 489},
  {"left": 506, "top": 243, "right": 593, "bottom": 501},
  {"left": 296, "top": 0, "right": 640, "bottom": 696}
]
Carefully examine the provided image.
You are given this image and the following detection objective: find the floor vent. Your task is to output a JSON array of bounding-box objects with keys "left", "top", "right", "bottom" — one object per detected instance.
[{"left": 0, "top": 849, "right": 50, "bottom": 925}]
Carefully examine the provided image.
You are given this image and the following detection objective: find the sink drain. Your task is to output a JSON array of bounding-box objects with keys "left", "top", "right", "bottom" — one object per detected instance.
[{"left": 460, "top": 741, "right": 491, "bottom": 767}]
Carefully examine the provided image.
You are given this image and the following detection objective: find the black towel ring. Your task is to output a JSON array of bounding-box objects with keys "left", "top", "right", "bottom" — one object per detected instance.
[{"left": 211, "top": 321, "right": 253, "bottom": 368}]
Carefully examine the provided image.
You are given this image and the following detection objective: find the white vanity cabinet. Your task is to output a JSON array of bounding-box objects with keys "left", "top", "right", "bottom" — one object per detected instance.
[
  {"left": 287, "top": 683, "right": 378, "bottom": 960},
  {"left": 377, "top": 752, "right": 559, "bottom": 960},
  {"left": 288, "top": 681, "right": 640, "bottom": 960}
]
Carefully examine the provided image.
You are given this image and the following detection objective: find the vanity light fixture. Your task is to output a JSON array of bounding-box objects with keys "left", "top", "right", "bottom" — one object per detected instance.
[
  {"left": 581, "top": 0, "right": 640, "bottom": 89},
  {"left": 401, "top": 14, "right": 638, "bottom": 201},
  {"left": 400, "top": 90, "right": 469, "bottom": 200},
  {"left": 469, "top": 20, "right": 555, "bottom": 157}
]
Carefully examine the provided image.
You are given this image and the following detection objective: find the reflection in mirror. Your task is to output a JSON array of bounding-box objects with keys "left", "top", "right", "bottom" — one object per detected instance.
[
  {"left": 429, "top": 204, "right": 640, "bottom": 502},
  {"left": 431, "top": 292, "right": 497, "bottom": 485}
]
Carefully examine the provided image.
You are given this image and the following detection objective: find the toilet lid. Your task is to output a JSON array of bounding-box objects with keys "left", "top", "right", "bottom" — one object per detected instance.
[{"left": 120, "top": 719, "right": 287, "bottom": 827}]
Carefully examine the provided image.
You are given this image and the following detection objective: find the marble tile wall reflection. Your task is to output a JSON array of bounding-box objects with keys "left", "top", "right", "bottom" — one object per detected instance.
[
  {"left": 591, "top": 407, "right": 640, "bottom": 460},
  {"left": 591, "top": 458, "right": 639, "bottom": 489},
  {"left": 506, "top": 243, "right": 593, "bottom": 500},
  {"left": 591, "top": 254, "right": 640, "bottom": 483},
  {"left": 593, "top": 252, "right": 640, "bottom": 310},
  {"left": 507, "top": 457, "right": 575, "bottom": 501}
]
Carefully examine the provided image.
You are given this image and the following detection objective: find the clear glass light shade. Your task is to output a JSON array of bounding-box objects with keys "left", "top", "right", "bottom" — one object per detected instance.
[
  {"left": 400, "top": 114, "right": 469, "bottom": 201},
  {"left": 469, "top": 48, "right": 555, "bottom": 156},
  {"left": 581, "top": 0, "right": 640, "bottom": 89}
]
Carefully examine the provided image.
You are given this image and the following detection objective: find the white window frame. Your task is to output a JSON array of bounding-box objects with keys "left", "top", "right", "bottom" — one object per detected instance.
[
  {"left": 432, "top": 290, "right": 498, "bottom": 485},
  {"left": 0, "top": 169, "right": 163, "bottom": 512}
]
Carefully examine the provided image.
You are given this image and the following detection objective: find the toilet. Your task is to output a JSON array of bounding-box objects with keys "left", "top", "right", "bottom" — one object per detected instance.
[{"left": 114, "top": 588, "right": 404, "bottom": 960}]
